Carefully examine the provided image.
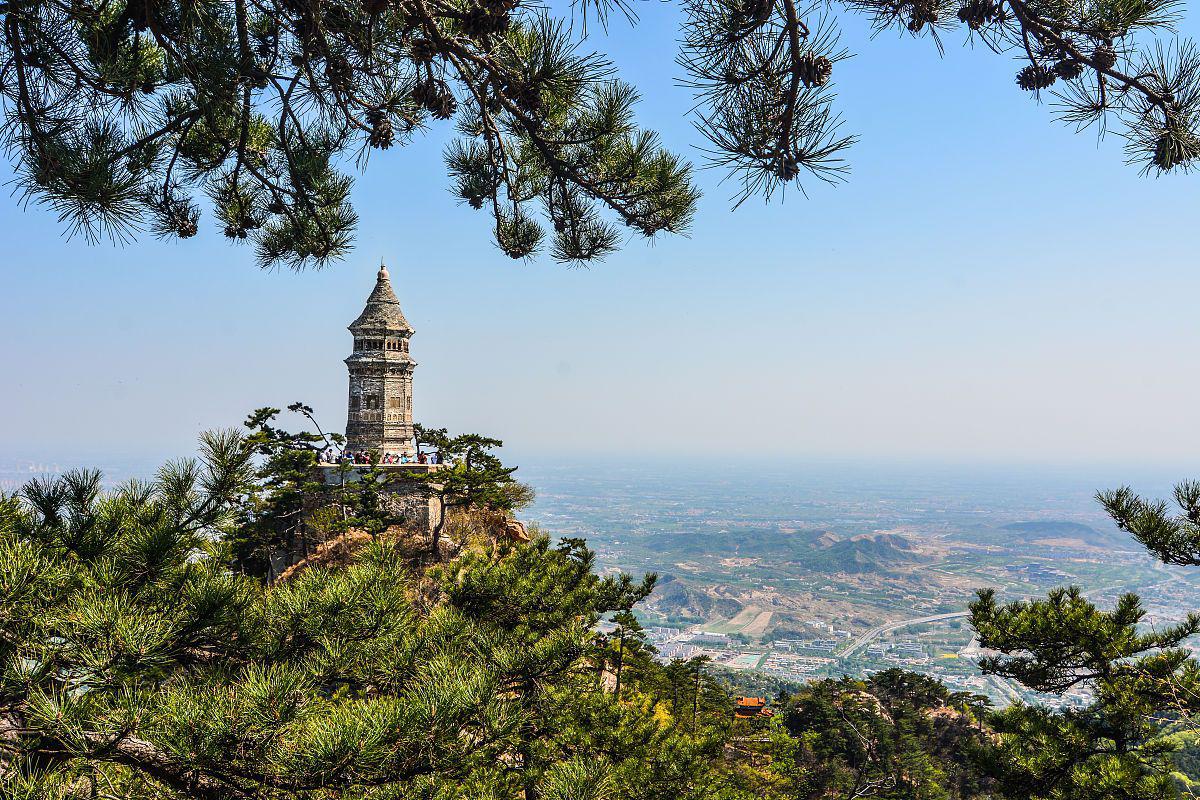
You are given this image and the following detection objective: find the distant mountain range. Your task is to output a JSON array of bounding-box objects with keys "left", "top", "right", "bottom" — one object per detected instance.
[
  {"left": 997, "top": 520, "right": 1130, "bottom": 548},
  {"left": 803, "top": 532, "right": 932, "bottom": 574}
]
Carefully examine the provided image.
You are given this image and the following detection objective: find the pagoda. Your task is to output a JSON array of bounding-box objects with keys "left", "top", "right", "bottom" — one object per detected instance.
[{"left": 343, "top": 264, "right": 417, "bottom": 457}]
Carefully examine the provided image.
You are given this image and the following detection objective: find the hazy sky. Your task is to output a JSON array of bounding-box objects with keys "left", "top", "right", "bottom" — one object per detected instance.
[{"left": 2, "top": 6, "right": 1199, "bottom": 469}]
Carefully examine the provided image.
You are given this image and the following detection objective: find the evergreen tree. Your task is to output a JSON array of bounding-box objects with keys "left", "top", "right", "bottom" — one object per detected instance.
[
  {"left": 411, "top": 424, "right": 533, "bottom": 558},
  {"left": 769, "top": 670, "right": 994, "bottom": 799},
  {"left": 607, "top": 609, "right": 648, "bottom": 700},
  {"left": 0, "top": 430, "right": 747, "bottom": 800},
  {"left": 1099, "top": 480, "right": 1200, "bottom": 567},
  {"left": 0, "top": 0, "right": 1194, "bottom": 268},
  {"left": 970, "top": 478, "right": 1200, "bottom": 800},
  {"left": 236, "top": 403, "right": 405, "bottom": 579}
]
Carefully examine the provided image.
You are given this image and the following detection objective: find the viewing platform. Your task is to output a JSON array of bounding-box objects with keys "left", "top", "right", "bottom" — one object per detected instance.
[
  {"left": 317, "top": 462, "right": 443, "bottom": 473},
  {"left": 317, "top": 462, "right": 446, "bottom": 486}
]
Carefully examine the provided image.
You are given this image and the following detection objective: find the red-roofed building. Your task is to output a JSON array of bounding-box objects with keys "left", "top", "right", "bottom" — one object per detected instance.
[{"left": 733, "top": 696, "right": 772, "bottom": 719}]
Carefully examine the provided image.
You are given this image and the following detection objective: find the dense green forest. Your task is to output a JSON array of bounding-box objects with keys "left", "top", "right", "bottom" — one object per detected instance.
[{"left": 3, "top": 414, "right": 1200, "bottom": 799}]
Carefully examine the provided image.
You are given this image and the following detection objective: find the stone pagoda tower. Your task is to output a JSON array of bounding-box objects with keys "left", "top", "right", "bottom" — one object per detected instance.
[{"left": 344, "top": 264, "right": 416, "bottom": 457}]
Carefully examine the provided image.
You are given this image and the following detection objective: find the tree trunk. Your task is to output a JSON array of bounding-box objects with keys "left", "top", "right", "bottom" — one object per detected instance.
[
  {"left": 614, "top": 634, "right": 625, "bottom": 700},
  {"left": 429, "top": 497, "right": 447, "bottom": 560}
]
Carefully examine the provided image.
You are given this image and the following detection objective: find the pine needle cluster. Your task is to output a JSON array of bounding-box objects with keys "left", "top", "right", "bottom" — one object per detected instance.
[
  {"left": 2, "top": 0, "right": 1195, "bottom": 267},
  {"left": 0, "top": 0, "right": 697, "bottom": 268}
]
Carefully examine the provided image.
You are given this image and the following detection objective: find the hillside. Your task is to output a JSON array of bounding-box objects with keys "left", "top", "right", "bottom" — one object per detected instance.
[
  {"left": 998, "top": 520, "right": 1130, "bottom": 548},
  {"left": 644, "top": 573, "right": 744, "bottom": 623},
  {"left": 802, "top": 532, "right": 931, "bottom": 574}
]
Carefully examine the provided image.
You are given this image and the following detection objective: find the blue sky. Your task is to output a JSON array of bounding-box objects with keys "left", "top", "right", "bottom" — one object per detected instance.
[{"left": 1, "top": 5, "right": 1198, "bottom": 469}]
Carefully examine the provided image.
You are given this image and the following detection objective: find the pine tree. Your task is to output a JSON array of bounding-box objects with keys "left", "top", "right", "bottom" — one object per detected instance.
[
  {"left": 410, "top": 424, "right": 533, "bottom": 559},
  {"left": 970, "top": 478, "right": 1200, "bottom": 800},
  {"left": 235, "top": 404, "right": 406, "bottom": 579},
  {"left": 1, "top": 429, "right": 752, "bottom": 800},
  {"left": 0, "top": 0, "right": 1194, "bottom": 268},
  {"left": 0, "top": 431, "right": 753, "bottom": 800},
  {"left": 769, "top": 670, "right": 994, "bottom": 799}
]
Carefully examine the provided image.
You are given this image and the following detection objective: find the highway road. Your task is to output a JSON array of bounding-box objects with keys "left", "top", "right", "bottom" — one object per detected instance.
[
  {"left": 838, "top": 572, "right": 1177, "bottom": 661},
  {"left": 840, "top": 611, "right": 971, "bottom": 658}
]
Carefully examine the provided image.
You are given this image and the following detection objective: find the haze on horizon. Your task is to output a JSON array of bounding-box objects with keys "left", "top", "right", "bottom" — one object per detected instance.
[{"left": 1, "top": 4, "right": 1198, "bottom": 471}]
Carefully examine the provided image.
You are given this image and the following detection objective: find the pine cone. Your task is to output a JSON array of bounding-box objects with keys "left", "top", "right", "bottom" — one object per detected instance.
[
  {"left": 1053, "top": 59, "right": 1084, "bottom": 80},
  {"left": 515, "top": 84, "right": 543, "bottom": 113},
  {"left": 223, "top": 225, "right": 248, "bottom": 239},
  {"left": 956, "top": 0, "right": 996, "bottom": 30},
  {"left": 412, "top": 79, "right": 433, "bottom": 107},
  {"left": 797, "top": 52, "right": 833, "bottom": 88},
  {"left": 484, "top": 0, "right": 520, "bottom": 12},
  {"left": 908, "top": 0, "right": 939, "bottom": 32},
  {"left": 413, "top": 79, "right": 457, "bottom": 119},
  {"left": 325, "top": 5, "right": 352, "bottom": 32},
  {"left": 775, "top": 155, "right": 800, "bottom": 180},
  {"left": 1092, "top": 43, "right": 1117, "bottom": 70},
  {"left": 325, "top": 54, "right": 352, "bottom": 85},
  {"left": 462, "top": 6, "right": 510, "bottom": 36},
  {"left": 732, "top": 0, "right": 773, "bottom": 28},
  {"left": 410, "top": 38, "right": 436, "bottom": 63},
  {"left": 367, "top": 108, "right": 395, "bottom": 149},
  {"left": 431, "top": 94, "right": 457, "bottom": 120},
  {"left": 1153, "top": 132, "right": 1178, "bottom": 171},
  {"left": 176, "top": 219, "right": 198, "bottom": 238},
  {"left": 1016, "top": 64, "right": 1056, "bottom": 90}
]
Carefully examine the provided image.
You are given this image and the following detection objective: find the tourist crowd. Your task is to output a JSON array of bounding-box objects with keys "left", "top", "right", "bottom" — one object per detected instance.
[{"left": 320, "top": 447, "right": 441, "bottom": 466}]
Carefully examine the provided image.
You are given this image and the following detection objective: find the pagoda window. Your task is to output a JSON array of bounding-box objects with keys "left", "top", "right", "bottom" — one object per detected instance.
[{"left": 350, "top": 396, "right": 360, "bottom": 411}]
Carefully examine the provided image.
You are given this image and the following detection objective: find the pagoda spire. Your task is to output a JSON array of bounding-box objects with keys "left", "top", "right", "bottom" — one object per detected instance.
[{"left": 343, "top": 264, "right": 417, "bottom": 456}]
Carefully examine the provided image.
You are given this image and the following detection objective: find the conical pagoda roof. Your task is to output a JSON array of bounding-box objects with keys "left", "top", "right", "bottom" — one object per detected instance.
[{"left": 349, "top": 264, "right": 413, "bottom": 333}]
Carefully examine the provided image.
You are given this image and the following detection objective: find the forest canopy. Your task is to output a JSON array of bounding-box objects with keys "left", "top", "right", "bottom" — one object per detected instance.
[{"left": 4, "top": 413, "right": 1200, "bottom": 799}]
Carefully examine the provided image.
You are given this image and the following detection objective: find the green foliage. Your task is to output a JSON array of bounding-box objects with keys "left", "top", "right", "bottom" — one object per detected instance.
[
  {"left": 234, "top": 403, "right": 411, "bottom": 578},
  {"left": 770, "top": 669, "right": 994, "bottom": 799},
  {"left": 0, "top": 434, "right": 751, "bottom": 800},
  {"left": 411, "top": 424, "right": 532, "bottom": 555},
  {"left": 17, "top": 424, "right": 1200, "bottom": 800},
  {"left": 0, "top": 0, "right": 1193, "bottom": 267},
  {"left": 1, "top": 0, "right": 695, "bottom": 268},
  {"left": 2, "top": 426, "right": 1004, "bottom": 800},
  {"left": 1099, "top": 481, "right": 1200, "bottom": 566},
  {"left": 970, "top": 482, "right": 1200, "bottom": 799}
]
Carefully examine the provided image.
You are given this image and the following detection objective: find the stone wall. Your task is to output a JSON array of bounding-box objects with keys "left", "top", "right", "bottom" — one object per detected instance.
[
  {"left": 319, "top": 465, "right": 439, "bottom": 533},
  {"left": 267, "top": 466, "right": 440, "bottom": 577}
]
